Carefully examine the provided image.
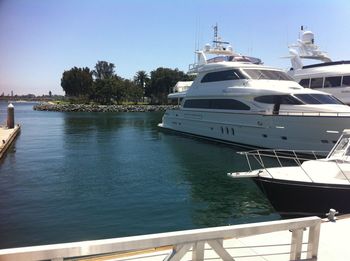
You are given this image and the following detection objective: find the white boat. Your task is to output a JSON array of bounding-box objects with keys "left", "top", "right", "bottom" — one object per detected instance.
[
  {"left": 168, "top": 81, "right": 193, "bottom": 105},
  {"left": 168, "top": 25, "right": 261, "bottom": 105},
  {"left": 188, "top": 25, "right": 262, "bottom": 75},
  {"left": 287, "top": 27, "right": 350, "bottom": 104},
  {"left": 159, "top": 30, "right": 350, "bottom": 154},
  {"left": 228, "top": 129, "right": 350, "bottom": 217}
]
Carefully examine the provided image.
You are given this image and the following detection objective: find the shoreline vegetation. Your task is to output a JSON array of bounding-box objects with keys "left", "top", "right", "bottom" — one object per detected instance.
[
  {"left": 60, "top": 61, "right": 193, "bottom": 106},
  {"left": 33, "top": 103, "right": 179, "bottom": 112},
  {"left": 2, "top": 61, "right": 192, "bottom": 112}
]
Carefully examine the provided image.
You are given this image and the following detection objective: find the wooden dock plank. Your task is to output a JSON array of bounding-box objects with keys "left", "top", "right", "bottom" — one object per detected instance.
[{"left": 0, "top": 125, "right": 20, "bottom": 160}]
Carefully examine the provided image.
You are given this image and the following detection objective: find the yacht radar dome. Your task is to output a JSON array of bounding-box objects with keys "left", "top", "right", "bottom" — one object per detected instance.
[{"left": 301, "top": 31, "right": 315, "bottom": 45}]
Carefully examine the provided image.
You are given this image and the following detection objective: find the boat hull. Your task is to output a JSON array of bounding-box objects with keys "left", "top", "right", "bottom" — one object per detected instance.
[
  {"left": 254, "top": 177, "right": 350, "bottom": 217},
  {"left": 159, "top": 109, "right": 350, "bottom": 154}
]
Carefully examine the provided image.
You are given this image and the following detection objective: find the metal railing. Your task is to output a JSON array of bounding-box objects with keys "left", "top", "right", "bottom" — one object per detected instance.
[
  {"left": 0, "top": 216, "right": 321, "bottom": 261},
  {"left": 238, "top": 149, "right": 350, "bottom": 183}
]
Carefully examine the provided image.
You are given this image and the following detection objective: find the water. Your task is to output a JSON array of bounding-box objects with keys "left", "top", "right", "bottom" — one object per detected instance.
[{"left": 0, "top": 101, "right": 278, "bottom": 249}]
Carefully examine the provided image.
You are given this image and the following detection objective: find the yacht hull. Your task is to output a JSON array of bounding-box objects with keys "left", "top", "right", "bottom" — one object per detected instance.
[
  {"left": 160, "top": 109, "right": 350, "bottom": 154},
  {"left": 254, "top": 177, "right": 350, "bottom": 217}
]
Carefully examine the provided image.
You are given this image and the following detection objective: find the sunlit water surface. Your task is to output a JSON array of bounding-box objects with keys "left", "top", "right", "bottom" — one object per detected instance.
[{"left": 0, "top": 101, "right": 278, "bottom": 248}]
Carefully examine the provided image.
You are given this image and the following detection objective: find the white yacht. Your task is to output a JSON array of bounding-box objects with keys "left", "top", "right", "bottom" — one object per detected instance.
[
  {"left": 188, "top": 25, "right": 262, "bottom": 75},
  {"left": 168, "top": 81, "right": 193, "bottom": 105},
  {"left": 228, "top": 129, "right": 350, "bottom": 217},
  {"left": 159, "top": 55, "right": 350, "bottom": 154},
  {"left": 287, "top": 27, "right": 350, "bottom": 104},
  {"left": 168, "top": 25, "right": 260, "bottom": 104}
]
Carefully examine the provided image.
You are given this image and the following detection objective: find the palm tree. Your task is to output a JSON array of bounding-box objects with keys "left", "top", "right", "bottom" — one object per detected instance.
[{"left": 134, "top": 71, "right": 149, "bottom": 102}]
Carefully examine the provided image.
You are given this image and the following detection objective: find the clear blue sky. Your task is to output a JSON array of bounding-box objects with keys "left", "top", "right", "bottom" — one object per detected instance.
[{"left": 1, "top": 0, "right": 350, "bottom": 96}]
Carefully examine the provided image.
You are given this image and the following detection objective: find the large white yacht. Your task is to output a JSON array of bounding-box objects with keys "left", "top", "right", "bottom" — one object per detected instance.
[
  {"left": 159, "top": 54, "right": 350, "bottom": 154},
  {"left": 287, "top": 27, "right": 350, "bottom": 104},
  {"left": 168, "top": 25, "right": 261, "bottom": 104}
]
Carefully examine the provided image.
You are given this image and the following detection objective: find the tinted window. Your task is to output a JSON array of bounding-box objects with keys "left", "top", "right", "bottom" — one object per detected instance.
[
  {"left": 299, "top": 79, "right": 310, "bottom": 88},
  {"left": 295, "top": 94, "right": 343, "bottom": 104},
  {"left": 324, "top": 76, "right": 341, "bottom": 88},
  {"left": 211, "top": 99, "right": 250, "bottom": 110},
  {"left": 342, "top": 76, "right": 350, "bottom": 87},
  {"left": 243, "top": 69, "right": 293, "bottom": 81},
  {"left": 254, "top": 95, "right": 302, "bottom": 105},
  {"left": 201, "top": 70, "right": 246, "bottom": 83},
  {"left": 183, "top": 99, "right": 250, "bottom": 110},
  {"left": 310, "top": 78, "right": 323, "bottom": 89},
  {"left": 183, "top": 99, "right": 210, "bottom": 108}
]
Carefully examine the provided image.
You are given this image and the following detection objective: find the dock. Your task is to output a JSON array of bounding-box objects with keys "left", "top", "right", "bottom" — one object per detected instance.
[
  {"left": 0, "top": 214, "right": 349, "bottom": 261},
  {"left": 0, "top": 124, "right": 20, "bottom": 160}
]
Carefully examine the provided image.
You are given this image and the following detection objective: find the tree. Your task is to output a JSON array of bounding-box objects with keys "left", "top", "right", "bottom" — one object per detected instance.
[
  {"left": 147, "top": 67, "right": 191, "bottom": 104},
  {"left": 134, "top": 71, "right": 149, "bottom": 102},
  {"left": 93, "top": 61, "right": 115, "bottom": 80},
  {"left": 61, "top": 67, "right": 93, "bottom": 97},
  {"left": 92, "top": 76, "right": 126, "bottom": 105},
  {"left": 125, "top": 80, "right": 143, "bottom": 104}
]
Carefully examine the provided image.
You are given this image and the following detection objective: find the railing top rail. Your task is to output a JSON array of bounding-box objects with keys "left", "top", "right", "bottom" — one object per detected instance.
[
  {"left": 237, "top": 149, "right": 327, "bottom": 162},
  {"left": 171, "top": 108, "right": 350, "bottom": 117},
  {"left": 0, "top": 217, "right": 321, "bottom": 261}
]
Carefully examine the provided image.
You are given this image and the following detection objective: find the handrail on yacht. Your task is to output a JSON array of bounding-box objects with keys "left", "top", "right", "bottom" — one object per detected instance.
[
  {"left": 169, "top": 107, "right": 350, "bottom": 117},
  {"left": 333, "top": 159, "right": 350, "bottom": 184},
  {"left": 238, "top": 149, "right": 323, "bottom": 163},
  {"left": 276, "top": 111, "right": 350, "bottom": 117},
  {"left": 237, "top": 149, "right": 350, "bottom": 183},
  {"left": 241, "top": 149, "right": 319, "bottom": 180},
  {"left": 0, "top": 217, "right": 321, "bottom": 261}
]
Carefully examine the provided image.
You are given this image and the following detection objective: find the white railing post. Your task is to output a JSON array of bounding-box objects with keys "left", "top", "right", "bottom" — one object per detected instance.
[
  {"left": 290, "top": 228, "right": 304, "bottom": 260},
  {"left": 192, "top": 241, "right": 205, "bottom": 261},
  {"left": 306, "top": 221, "right": 321, "bottom": 260}
]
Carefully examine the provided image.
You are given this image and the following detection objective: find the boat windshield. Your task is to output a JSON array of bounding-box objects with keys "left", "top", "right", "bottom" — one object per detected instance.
[
  {"left": 243, "top": 69, "right": 293, "bottom": 81},
  {"left": 329, "top": 135, "right": 350, "bottom": 158},
  {"left": 294, "top": 94, "right": 343, "bottom": 105}
]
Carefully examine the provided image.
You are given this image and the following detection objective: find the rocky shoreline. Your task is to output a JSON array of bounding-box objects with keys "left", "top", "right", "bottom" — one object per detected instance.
[{"left": 33, "top": 103, "right": 179, "bottom": 112}]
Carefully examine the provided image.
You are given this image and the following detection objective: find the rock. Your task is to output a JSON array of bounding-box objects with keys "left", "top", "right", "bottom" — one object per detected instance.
[{"left": 33, "top": 103, "right": 180, "bottom": 113}]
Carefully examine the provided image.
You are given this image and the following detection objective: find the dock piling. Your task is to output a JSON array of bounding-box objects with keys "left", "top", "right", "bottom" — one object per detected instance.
[{"left": 7, "top": 103, "right": 14, "bottom": 129}]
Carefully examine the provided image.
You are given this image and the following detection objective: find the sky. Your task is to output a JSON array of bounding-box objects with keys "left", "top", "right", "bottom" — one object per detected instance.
[{"left": 1, "top": 0, "right": 350, "bottom": 96}]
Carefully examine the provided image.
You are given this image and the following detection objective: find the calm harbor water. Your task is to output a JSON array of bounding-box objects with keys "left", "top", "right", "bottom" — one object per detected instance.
[{"left": 0, "top": 101, "right": 278, "bottom": 249}]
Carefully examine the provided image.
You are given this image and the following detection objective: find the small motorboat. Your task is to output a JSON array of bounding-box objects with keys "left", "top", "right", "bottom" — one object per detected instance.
[{"left": 228, "top": 129, "right": 350, "bottom": 217}]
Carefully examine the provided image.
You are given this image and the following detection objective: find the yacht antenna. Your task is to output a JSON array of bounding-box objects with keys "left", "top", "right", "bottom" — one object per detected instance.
[
  {"left": 214, "top": 23, "right": 218, "bottom": 47},
  {"left": 213, "top": 23, "right": 229, "bottom": 47},
  {"left": 194, "top": 17, "right": 200, "bottom": 62}
]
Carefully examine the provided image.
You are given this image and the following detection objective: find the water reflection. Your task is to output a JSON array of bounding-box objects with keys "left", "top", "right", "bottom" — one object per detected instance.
[
  {"left": 0, "top": 106, "right": 278, "bottom": 249},
  {"left": 158, "top": 132, "right": 278, "bottom": 227}
]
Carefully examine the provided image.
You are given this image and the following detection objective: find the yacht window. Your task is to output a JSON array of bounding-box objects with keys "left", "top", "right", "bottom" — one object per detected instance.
[
  {"left": 211, "top": 99, "right": 250, "bottom": 110},
  {"left": 183, "top": 99, "right": 210, "bottom": 109},
  {"left": 243, "top": 69, "right": 293, "bottom": 81},
  {"left": 183, "top": 99, "right": 250, "bottom": 110},
  {"left": 201, "top": 69, "right": 246, "bottom": 83},
  {"left": 254, "top": 95, "right": 302, "bottom": 105},
  {"left": 294, "top": 94, "right": 343, "bottom": 104},
  {"left": 342, "top": 75, "right": 350, "bottom": 87},
  {"left": 299, "top": 79, "right": 310, "bottom": 88},
  {"left": 324, "top": 76, "right": 341, "bottom": 88},
  {"left": 310, "top": 78, "right": 324, "bottom": 89}
]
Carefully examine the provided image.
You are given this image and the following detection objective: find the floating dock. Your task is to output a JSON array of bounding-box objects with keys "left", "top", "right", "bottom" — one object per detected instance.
[
  {"left": 0, "top": 214, "right": 349, "bottom": 260},
  {"left": 0, "top": 124, "right": 20, "bottom": 160}
]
